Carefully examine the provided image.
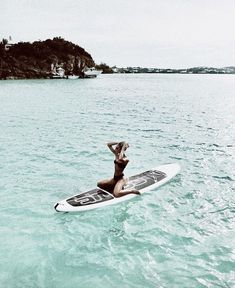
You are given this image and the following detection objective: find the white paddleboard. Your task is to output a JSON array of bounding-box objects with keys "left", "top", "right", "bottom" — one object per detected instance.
[{"left": 54, "top": 163, "right": 180, "bottom": 213}]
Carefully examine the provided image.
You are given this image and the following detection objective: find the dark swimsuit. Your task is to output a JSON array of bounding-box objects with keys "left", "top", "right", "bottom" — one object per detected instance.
[
  {"left": 98, "top": 159, "right": 127, "bottom": 193},
  {"left": 113, "top": 159, "right": 126, "bottom": 180},
  {"left": 114, "top": 159, "right": 126, "bottom": 168},
  {"left": 113, "top": 173, "right": 124, "bottom": 180}
]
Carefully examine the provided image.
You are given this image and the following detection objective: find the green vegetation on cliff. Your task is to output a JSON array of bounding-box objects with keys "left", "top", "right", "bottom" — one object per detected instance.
[
  {"left": 95, "top": 63, "right": 113, "bottom": 74},
  {"left": 0, "top": 37, "right": 95, "bottom": 79}
]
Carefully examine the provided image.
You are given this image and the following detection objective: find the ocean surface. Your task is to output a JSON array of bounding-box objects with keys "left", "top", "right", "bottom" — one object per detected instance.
[{"left": 0, "top": 74, "right": 234, "bottom": 288}]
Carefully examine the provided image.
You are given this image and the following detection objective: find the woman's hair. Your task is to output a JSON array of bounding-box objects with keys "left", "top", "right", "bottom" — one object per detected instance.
[
  {"left": 117, "top": 141, "right": 129, "bottom": 150},
  {"left": 118, "top": 141, "right": 126, "bottom": 148}
]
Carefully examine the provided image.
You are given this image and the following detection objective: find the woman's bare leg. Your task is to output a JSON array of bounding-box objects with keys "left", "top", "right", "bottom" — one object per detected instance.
[
  {"left": 113, "top": 179, "right": 140, "bottom": 198},
  {"left": 97, "top": 178, "right": 114, "bottom": 191}
]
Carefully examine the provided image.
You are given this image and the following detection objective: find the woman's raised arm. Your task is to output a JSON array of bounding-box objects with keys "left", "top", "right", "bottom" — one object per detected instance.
[{"left": 107, "top": 142, "right": 118, "bottom": 154}]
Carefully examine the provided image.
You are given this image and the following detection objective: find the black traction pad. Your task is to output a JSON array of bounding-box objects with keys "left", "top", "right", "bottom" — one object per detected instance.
[{"left": 67, "top": 170, "right": 167, "bottom": 207}]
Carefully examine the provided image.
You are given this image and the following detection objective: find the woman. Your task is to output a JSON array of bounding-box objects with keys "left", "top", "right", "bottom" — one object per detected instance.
[{"left": 97, "top": 141, "right": 140, "bottom": 197}]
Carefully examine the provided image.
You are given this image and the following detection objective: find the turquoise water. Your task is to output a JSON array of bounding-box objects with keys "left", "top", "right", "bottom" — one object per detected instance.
[{"left": 0, "top": 74, "right": 234, "bottom": 288}]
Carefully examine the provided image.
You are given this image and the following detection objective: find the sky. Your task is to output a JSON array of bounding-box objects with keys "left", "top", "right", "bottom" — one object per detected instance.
[{"left": 1, "top": 0, "right": 235, "bottom": 68}]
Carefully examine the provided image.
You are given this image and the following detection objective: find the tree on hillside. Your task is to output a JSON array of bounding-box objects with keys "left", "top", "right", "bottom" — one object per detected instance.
[
  {"left": 1, "top": 38, "right": 8, "bottom": 45},
  {"left": 95, "top": 63, "right": 113, "bottom": 73}
]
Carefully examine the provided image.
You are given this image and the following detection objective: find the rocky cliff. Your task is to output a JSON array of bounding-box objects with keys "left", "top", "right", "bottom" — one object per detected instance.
[{"left": 0, "top": 37, "right": 95, "bottom": 79}]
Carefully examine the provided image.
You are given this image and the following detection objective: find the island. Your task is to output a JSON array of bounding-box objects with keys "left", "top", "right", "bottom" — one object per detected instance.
[
  {"left": 0, "top": 37, "right": 96, "bottom": 79},
  {"left": 111, "top": 66, "right": 235, "bottom": 74}
]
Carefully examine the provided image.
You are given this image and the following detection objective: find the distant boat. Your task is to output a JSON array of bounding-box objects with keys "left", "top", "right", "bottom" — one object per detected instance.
[
  {"left": 68, "top": 75, "right": 79, "bottom": 79},
  {"left": 83, "top": 67, "right": 102, "bottom": 78},
  {"left": 51, "top": 65, "right": 65, "bottom": 79},
  {"left": 52, "top": 75, "right": 64, "bottom": 79}
]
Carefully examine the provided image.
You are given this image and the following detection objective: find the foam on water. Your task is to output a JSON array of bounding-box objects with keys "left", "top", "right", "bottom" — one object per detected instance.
[{"left": 0, "top": 74, "right": 234, "bottom": 287}]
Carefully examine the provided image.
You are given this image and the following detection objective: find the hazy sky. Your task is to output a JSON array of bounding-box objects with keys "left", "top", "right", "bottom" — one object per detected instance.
[{"left": 1, "top": 0, "right": 235, "bottom": 68}]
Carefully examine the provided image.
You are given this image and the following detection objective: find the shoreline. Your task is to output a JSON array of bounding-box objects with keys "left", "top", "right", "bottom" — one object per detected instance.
[{"left": 1, "top": 72, "right": 235, "bottom": 80}]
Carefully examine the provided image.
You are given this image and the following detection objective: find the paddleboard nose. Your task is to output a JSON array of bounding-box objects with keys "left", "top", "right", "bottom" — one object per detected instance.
[
  {"left": 54, "top": 203, "right": 59, "bottom": 211},
  {"left": 54, "top": 202, "right": 65, "bottom": 212}
]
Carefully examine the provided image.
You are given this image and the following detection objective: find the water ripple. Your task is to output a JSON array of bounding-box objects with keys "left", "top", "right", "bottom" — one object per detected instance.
[{"left": 0, "top": 74, "right": 235, "bottom": 287}]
